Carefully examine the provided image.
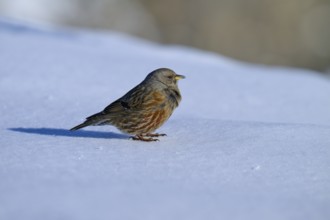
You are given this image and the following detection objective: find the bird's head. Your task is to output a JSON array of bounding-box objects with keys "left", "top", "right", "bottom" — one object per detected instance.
[{"left": 146, "top": 68, "right": 185, "bottom": 88}]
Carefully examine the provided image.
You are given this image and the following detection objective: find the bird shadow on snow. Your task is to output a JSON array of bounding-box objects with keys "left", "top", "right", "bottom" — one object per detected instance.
[{"left": 8, "top": 128, "right": 129, "bottom": 140}]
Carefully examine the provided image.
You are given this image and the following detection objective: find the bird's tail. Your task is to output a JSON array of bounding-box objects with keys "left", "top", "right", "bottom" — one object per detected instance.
[
  {"left": 70, "top": 121, "right": 93, "bottom": 131},
  {"left": 70, "top": 112, "right": 108, "bottom": 131}
]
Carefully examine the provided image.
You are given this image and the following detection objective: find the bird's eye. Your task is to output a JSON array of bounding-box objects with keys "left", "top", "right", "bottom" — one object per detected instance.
[{"left": 167, "top": 75, "right": 173, "bottom": 79}]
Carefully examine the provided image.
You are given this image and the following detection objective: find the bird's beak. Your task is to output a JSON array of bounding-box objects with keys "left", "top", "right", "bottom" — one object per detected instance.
[{"left": 175, "top": 74, "right": 185, "bottom": 80}]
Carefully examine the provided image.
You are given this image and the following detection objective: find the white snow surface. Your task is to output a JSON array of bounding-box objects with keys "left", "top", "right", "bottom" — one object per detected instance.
[{"left": 0, "top": 18, "right": 330, "bottom": 220}]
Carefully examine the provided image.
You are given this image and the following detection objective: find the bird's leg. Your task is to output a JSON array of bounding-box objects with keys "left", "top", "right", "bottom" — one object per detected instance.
[
  {"left": 145, "top": 133, "right": 167, "bottom": 137},
  {"left": 131, "top": 135, "right": 159, "bottom": 142}
]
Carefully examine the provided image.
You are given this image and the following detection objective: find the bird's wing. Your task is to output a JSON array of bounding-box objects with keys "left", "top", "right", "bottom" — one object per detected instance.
[{"left": 103, "top": 85, "right": 166, "bottom": 114}]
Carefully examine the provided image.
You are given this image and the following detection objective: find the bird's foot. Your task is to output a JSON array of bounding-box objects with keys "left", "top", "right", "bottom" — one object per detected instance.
[
  {"left": 145, "top": 133, "right": 167, "bottom": 137},
  {"left": 131, "top": 135, "right": 159, "bottom": 142}
]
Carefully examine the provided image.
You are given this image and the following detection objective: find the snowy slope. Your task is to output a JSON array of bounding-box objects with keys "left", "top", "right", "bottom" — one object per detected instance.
[{"left": 0, "top": 18, "right": 330, "bottom": 220}]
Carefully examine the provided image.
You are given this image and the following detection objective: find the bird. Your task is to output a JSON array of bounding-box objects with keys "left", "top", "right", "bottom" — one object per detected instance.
[{"left": 70, "top": 68, "right": 185, "bottom": 141}]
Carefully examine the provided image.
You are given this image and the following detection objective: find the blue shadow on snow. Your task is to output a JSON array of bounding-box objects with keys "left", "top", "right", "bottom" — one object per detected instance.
[{"left": 9, "top": 128, "right": 128, "bottom": 140}]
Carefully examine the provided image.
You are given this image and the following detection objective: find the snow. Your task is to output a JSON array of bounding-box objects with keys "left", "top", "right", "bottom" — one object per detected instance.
[{"left": 1, "top": 18, "right": 330, "bottom": 220}]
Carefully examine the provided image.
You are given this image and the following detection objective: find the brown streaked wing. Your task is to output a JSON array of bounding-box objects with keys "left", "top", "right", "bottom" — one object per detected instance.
[
  {"left": 103, "top": 100, "right": 123, "bottom": 114},
  {"left": 121, "top": 89, "right": 166, "bottom": 111}
]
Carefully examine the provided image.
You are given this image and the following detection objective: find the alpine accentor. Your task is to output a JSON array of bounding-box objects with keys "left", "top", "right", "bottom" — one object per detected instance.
[{"left": 70, "top": 68, "right": 185, "bottom": 141}]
